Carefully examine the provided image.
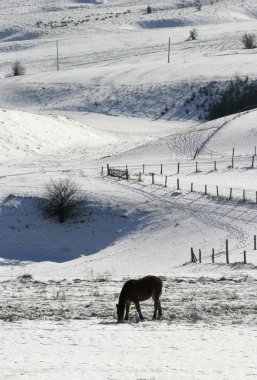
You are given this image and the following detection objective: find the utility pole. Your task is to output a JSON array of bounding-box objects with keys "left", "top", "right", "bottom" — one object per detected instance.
[
  {"left": 168, "top": 37, "right": 171, "bottom": 63},
  {"left": 56, "top": 40, "right": 59, "bottom": 71}
]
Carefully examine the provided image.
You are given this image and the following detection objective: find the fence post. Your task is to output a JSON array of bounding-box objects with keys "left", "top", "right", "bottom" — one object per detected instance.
[
  {"left": 243, "top": 189, "right": 246, "bottom": 202},
  {"left": 196, "top": 162, "right": 198, "bottom": 173},
  {"left": 191, "top": 182, "right": 193, "bottom": 192},
  {"left": 165, "top": 175, "right": 167, "bottom": 187},
  {"left": 212, "top": 248, "right": 215, "bottom": 263},
  {"left": 152, "top": 173, "right": 155, "bottom": 185},
  {"left": 256, "top": 191, "right": 257, "bottom": 204},
  {"left": 216, "top": 186, "right": 219, "bottom": 197},
  {"left": 177, "top": 162, "right": 180, "bottom": 174},
  {"left": 229, "top": 188, "right": 232, "bottom": 199},
  {"left": 214, "top": 161, "right": 217, "bottom": 171},
  {"left": 205, "top": 185, "right": 207, "bottom": 195},
  {"left": 255, "top": 146, "right": 256, "bottom": 156},
  {"left": 254, "top": 235, "right": 256, "bottom": 250},
  {"left": 138, "top": 172, "right": 141, "bottom": 182},
  {"left": 177, "top": 178, "right": 180, "bottom": 190},
  {"left": 251, "top": 156, "right": 255, "bottom": 168},
  {"left": 107, "top": 164, "right": 110, "bottom": 176},
  {"left": 243, "top": 250, "right": 247, "bottom": 264},
  {"left": 191, "top": 247, "right": 197, "bottom": 263},
  {"left": 101, "top": 166, "right": 103, "bottom": 175},
  {"left": 231, "top": 147, "right": 235, "bottom": 168},
  {"left": 226, "top": 239, "right": 229, "bottom": 264},
  {"left": 143, "top": 164, "right": 145, "bottom": 174},
  {"left": 126, "top": 168, "right": 129, "bottom": 180},
  {"left": 199, "top": 249, "right": 202, "bottom": 263},
  {"left": 161, "top": 164, "right": 163, "bottom": 175}
]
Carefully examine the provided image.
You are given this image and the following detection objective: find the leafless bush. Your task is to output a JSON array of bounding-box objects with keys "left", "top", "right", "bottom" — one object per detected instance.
[
  {"left": 40, "top": 178, "right": 83, "bottom": 223},
  {"left": 146, "top": 5, "right": 152, "bottom": 14},
  {"left": 196, "top": 2, "right": 202, "bottom": 11},
  {"left": 189, "top": 28, "right": 198, "bottom": 40},
  {"left": 18, "top": 274, "right": 33, "bottom": 282},
  {"left": 242, "top": 33, "right": 256, "bottom": 49},
  {"left": 11, "top": 61, "right": 26, "bottom": 76}
]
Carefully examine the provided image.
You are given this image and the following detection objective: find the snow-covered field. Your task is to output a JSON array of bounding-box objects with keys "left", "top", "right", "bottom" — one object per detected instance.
[{"left": 1, "top": 0, "right": 257, "bottom": 378}]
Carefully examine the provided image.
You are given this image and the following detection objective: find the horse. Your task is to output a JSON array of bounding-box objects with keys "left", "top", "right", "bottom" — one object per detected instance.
[{"left": 116, "top": 275, "right": 162, "bottom": 322}]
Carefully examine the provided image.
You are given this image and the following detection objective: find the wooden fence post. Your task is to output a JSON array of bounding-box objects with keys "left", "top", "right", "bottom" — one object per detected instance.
[
  {"left": 177, "top": 162, "right": 180, "bottom": 174},
  {"left": 226, "top": 239, "right": 229, "bottom": 264},
  {"left": 191, "top": 182, "right": 193, "bottom": 192},
  {"left": 251, "top": 156, "right": 255, "bottom": 168},
  {"left": 255, "top": 146, "right": 256, "bottom": 156},
  {"left": 212, "top": 248, "right": 215, "bottom": 263},
  {"left": 143, "top": 164, "right": 145, "bottom": 174},
  {"left": 177, "top": 178, "right": 180, "bottom": 190},
  {"left": 196, "top": 162, "right": 198, "bottom": 173},
  {"left": 152, "top": 173, "right": 155, "bottom": 185},
  {"left": 107, "top": 164, "right": 110, "bottom": 175},
  {"left": 243, "top": 250, "right": 247, "bottom": 264},
  {"left": 243, "top": 189, "right": 246, "bottom": 202},
  {"left": 231, "top": 147, "right": 235, "bottom": 168},
  {"left": 205, "top": 185, "right": 207, "bottom": 195},
  {"left": 161, "top": 164, "right": 163, "bottom": 175},
  {"left": 191, "top": 248, "right": 197, "bottom": 263},
  {"left": 229, "top": 188, "right": 232, "bottom": 199},
  {"left": 101, "top": 166, "right": 103, "bottom": 175},
  {"left": 214, "top": 161, "right": 217, "bottom": 171},
  {"left": 138, "top": 172, "right": 141, "bottom": 182},
  {"left": 126, "top": 168, "right": 129, "bottom": 180},
  {"left": 216, "top": 186, "right": 219, "bottom": 197},
  {"left": 199, "top": 249, "right": 202, "bottom": 263},
  {"left": 165, "top": 176, "right": 167, "bottom": 187},
  {"left": 254, "top": 235, "right": 256, "bottom": 250}
]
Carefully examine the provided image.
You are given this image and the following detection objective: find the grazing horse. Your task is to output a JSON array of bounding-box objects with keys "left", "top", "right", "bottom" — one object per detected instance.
[{"left": 116, "top": 275, "right": 162, "bottom": 322}]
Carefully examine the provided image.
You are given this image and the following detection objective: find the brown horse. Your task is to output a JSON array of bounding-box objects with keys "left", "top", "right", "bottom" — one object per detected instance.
[{"left": 116, "top": 275, "right": 162, "bottom": 322}]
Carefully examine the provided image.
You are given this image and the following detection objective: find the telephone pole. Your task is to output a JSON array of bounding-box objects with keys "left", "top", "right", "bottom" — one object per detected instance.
[
  {"left": 56, "top": 40, "right": 59, "bottom": 71},
  {"left": 168, "top": 37, "right": 171, "bottom": 63}
]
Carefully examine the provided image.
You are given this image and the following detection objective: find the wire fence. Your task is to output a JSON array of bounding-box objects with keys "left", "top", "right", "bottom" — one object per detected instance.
[
  {"left": 190, "top": 237, "right": 257, "bottom": 265},
  {"left": 105, "top": 160, "right": 257, "bottom": 204}
]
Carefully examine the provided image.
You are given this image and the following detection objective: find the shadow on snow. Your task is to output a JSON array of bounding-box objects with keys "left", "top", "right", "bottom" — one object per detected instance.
[{"left": 0, "top": 195, "right": 145, "bottom": 264}]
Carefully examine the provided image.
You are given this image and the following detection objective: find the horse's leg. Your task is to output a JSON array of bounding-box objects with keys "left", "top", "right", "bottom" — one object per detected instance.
[
  {"left": 135, "top": 300, "right": 144, "bottom": 320},
  {"left": 125, "top": 301, "right": 131, "bottom": 321},
  {"left": 153, "top": 298, "right": 158, "bottom": 319},
  {"left": 158, "top": 300, "right": 162, "bottom": 319},
  {"left": 153, "top": 297, "right": 162, "bottom": 320}
]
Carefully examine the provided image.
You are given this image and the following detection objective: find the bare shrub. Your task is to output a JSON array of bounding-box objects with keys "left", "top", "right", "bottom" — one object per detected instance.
[
  {"left": 18, "top": 274, "right": 33, "bottom": 282},
  {"left": 189, "top": 28, "right": 198, "bottom": 40},
  {"left": 40, "top": 178, "right": 83, "bottom": 223},
  {"left": 196, "top": 2, "right": 202, "bottom": 11},
  {"left": 12, "top": 61, "right": 26, "bottom": 76},
  {"left": 242, "top": 33, "right": 256, "bottom": 49},
  {"left": 146, "top": 5, "right": 152, "bottom": 14}
]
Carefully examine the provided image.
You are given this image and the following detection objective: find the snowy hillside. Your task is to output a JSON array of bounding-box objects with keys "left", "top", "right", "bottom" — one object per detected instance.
[{"left": 1, "top": 0, "right": 257, "bottom": 379}]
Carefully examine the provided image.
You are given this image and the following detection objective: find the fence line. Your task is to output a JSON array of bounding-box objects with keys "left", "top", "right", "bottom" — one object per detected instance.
[
  {"left": 104, "top": 146, "right": 257, "bottom": 176},
  {"left": 106, "top": 164, "right": 257, "bottom": 204},
  {"left": 190, "top": 236, "right": 257, "bottom": 264}
]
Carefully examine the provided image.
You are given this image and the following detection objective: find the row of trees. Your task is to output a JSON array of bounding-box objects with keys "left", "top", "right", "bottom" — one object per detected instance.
[{"left": 208, "top": 76, "right": 257, "bottom": 120}]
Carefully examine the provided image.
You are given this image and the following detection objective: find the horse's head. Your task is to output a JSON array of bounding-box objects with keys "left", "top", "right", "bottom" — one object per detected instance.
[{"left": 116, "top": 303, "right": 125, "bottom": 322}]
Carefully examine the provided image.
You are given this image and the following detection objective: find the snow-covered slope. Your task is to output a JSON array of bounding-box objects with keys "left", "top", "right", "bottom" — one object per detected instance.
[{"left": 1, "top": 1, "right": 257, "bottom": 379}]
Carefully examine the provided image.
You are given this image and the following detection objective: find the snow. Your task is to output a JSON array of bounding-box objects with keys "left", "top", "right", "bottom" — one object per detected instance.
[
  {"left": 1, "top": 321, "right": 257, "bottom": 380},
  {"left": 1, "top": 0, "right": 257, "bottom": 378}
]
